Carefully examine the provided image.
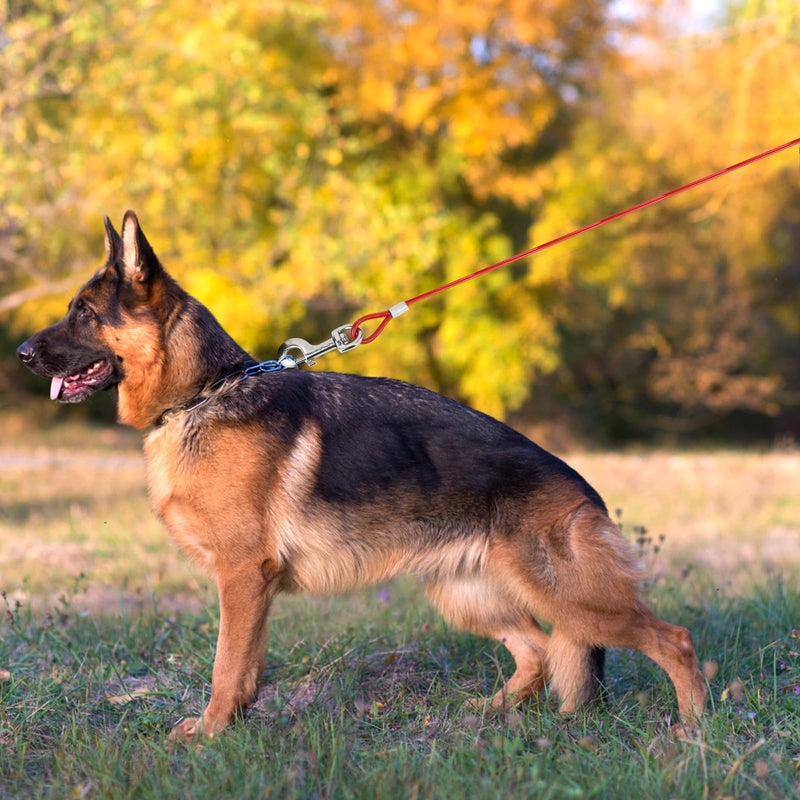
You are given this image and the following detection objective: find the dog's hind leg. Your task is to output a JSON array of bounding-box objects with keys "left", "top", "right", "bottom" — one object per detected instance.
[
  {"left": 425, "top": 575, "right": 549, "bottom": 709},
  {"left": 169, "top": 558, "right": 283, "bottom": 741},
  {"left": 492, "top": 501, "right": 704, "bottom": 726},
  {"left": 602, "top": 609, "right": 707, "bottom": 729},
  {"left": 548, "top": 608, "right": 706, "bottom": 726},
  {"left": 532, "top": 503, "right": 705, "bottom": 726},
  {"left": 641, "top": 618, "right": 706, "bottom": 730}
]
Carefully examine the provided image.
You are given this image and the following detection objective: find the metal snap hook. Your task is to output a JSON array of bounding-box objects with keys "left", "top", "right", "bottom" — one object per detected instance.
[{"left": 277, "top": 323, "right": 364, "bottom": 368}]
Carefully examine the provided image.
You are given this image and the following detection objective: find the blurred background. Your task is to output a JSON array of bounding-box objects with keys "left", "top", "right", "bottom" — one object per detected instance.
[{"left": 1, "top": 0, "right": 799, "bottom": 444}]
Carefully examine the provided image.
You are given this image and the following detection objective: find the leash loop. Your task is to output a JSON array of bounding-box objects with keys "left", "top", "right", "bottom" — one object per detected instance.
[
  {"left": 350, "top": 302, "right": 409, "bottom": 343},
  {"left": 350, "top": 311, "right": 391, "bottom": 343}
]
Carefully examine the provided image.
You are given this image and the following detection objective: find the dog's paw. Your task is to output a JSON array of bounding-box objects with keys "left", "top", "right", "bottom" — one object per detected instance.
[
  {"left": 465, "top": 694, "right": 515, "bottom": 714},
  {"left": 168, "top": 716, "right": 208, "bottom": 744},
  {"left": 668, "top": 721, "right": 700, "bottom": 740},
  {"left": 464, "top": 696, "right": 494, "bottom": 714}
]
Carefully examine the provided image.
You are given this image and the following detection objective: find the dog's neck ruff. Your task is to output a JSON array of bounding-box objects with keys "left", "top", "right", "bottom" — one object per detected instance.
[{"left": 156, "top": 359, "right": 290, "bottom": 425}]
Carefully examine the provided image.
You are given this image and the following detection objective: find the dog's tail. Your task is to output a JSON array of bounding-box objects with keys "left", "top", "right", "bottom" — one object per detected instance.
[{"left": 547, "top": 634, "right": 607, "bottom": 711}]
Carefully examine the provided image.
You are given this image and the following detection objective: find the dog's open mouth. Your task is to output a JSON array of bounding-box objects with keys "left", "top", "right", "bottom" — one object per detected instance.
[{"left": 50, "top": 359, "right": 116, "bottom": 402}]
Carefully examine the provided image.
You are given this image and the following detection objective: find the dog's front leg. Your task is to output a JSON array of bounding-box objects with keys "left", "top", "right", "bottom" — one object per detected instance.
[{"left": 169, "top": 558, "right": 282, "bottom": 741}]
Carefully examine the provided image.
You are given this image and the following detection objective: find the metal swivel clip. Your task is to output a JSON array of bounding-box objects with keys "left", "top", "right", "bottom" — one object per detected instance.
[{"left": 277, "top": 324, "right": 364, "bottom": 368}]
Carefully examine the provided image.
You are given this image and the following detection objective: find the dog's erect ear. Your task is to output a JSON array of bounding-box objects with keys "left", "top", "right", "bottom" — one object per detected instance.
[
  {"left": 120, "top": 210, "right": 161, "bottom": 286},
  {"left": 103, "top": 216, "right": 122, "bottom": 265}
]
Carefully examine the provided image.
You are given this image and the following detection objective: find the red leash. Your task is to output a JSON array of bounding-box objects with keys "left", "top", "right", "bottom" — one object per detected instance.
[{"left": 350, "top": 136, "right": 800, "bottom": 345}]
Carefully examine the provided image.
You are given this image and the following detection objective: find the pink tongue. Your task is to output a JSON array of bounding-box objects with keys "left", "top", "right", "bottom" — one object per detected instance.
[{"left": 50, "top": 376, "right": 65, "bottom": 401}]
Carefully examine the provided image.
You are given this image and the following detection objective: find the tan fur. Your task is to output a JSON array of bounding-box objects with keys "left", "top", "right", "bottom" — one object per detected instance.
[
  {"left": 110, "top": 313, "right": 166, "bottom": 428},
  {"left": 139, "top": 399, "right": 708, "bottom": 739},
  {"left": 145, "top": 420, "right": 277, "bottom": 573},
  {"left": 144, "top": 419, "right": 289, "bottom": 738},
  {"left": 489, "top": 625, "right": 549, "bottom": 709},
  {"left": 108, "top": 308, "right": 205, "bottom": 429}
]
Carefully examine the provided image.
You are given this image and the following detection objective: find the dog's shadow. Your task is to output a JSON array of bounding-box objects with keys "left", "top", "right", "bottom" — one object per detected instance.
[{"left": 250, "top": 582, "right": 521, "bottom": 722}]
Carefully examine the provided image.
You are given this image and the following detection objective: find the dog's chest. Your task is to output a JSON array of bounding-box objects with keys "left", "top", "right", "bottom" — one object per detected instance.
[
  {"left": 143, "top": 422, "right": 218, "bottom": 568},
  {"left": 143, "top": 417, "right": 283, "bottom": 573},
  {"left": 143, "top": 423, "right": 178, "bottom": 510}
]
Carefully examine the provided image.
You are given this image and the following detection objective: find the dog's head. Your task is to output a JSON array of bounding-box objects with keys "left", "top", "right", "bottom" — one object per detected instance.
[{"left": 16, "top": 210, "right": 167, "bottom": 405}]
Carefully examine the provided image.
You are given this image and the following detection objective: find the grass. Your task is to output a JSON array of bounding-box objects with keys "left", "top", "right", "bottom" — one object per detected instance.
[
  {"left": 1, "top": 411, "right": 799, "bottom": 798},
  {"left": 1, "top": 576, "right": 798, "bottom": 798}
]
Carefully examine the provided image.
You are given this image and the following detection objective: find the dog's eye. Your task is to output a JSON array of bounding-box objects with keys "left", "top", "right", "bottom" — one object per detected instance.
[{"left": 78, "top": 306, "right": 95, "bottom": 321}]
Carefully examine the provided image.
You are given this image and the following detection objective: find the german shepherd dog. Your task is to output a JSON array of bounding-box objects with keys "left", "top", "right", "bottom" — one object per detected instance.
[{"left": 17, "top": 212, "right": 706, "bottom": 740}]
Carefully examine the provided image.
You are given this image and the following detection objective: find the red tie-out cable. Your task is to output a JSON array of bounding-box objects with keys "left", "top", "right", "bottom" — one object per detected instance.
[{"left": 350, "top": 136, "right": 800, "bottom": 345}]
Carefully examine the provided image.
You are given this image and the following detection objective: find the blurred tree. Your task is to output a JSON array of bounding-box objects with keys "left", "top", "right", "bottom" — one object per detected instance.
[
  {"left": 530, "top": 0, "right": 800, "bottom": 436},
  {"left": 2, "top": 0, "right": 797, "bottom": 437},
  {"left": 322, "top": 0, "right": 613, "bottom": 203},
  {"left": 0, "top": 0, "right": 619, "bottom": 419}
]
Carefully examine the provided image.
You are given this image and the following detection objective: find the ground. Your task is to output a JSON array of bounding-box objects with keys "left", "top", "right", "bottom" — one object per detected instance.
[{"left": 0, "top": 409, "right": 798, "bottom": 798}]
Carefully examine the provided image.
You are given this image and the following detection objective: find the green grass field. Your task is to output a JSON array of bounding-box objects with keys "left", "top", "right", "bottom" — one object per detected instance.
[{"left": 1, "top": 412, "right": 799, "bottom": 798}]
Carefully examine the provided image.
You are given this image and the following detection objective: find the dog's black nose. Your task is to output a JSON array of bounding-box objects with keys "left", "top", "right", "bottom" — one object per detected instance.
[{"left": 16, "top": 341, "right": 36, "bottom": 364}]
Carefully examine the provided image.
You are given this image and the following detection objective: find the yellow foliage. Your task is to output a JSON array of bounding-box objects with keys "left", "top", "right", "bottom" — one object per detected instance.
[
  {"left": 531, "top": 6, "right": 800, "bottom": 425},
  {"left": 1, "top": 0, "right": 797, "bottom": 431}
]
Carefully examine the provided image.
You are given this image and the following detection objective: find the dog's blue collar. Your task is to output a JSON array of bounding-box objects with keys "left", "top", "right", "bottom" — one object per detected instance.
[{"left": 158, "top": 359, "right": 291, "bottom": 424}]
